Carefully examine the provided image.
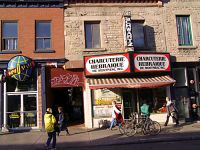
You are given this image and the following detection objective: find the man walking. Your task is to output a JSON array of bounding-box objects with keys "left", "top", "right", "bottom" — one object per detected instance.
[{"left": 164, "top": 97, "right": 179, "bottom": 126}]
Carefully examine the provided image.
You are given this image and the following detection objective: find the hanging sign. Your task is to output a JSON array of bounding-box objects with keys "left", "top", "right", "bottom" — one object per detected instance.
[
  {"left": 133, "top": 53, "right": 171, "bottom": 72},
  {"left": 7, "top": 55, "right": 35, "bottom": 81},
  {"left": 124, "top": 16, "right": 133, "bottom": 47},
  {"left": 84, "top": 53, "right": 131, "bottom": 76}
]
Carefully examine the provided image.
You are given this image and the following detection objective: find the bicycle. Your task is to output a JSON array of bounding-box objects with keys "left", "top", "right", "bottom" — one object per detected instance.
[{"left": 122, "top": 112, "right": 161, "bottom": 136}]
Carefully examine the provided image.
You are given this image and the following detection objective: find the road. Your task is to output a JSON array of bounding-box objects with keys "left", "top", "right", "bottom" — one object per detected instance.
[{"left": 64, "top": 139, "right": 200, "bottom": 150}]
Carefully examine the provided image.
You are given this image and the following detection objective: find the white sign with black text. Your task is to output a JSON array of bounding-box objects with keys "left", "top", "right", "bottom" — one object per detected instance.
[
  {"left": 124, "top": 16, "right": 133, "bottom": 47},
  {"left": 85, "top": 53, "right": 130, "bottom": 75}
]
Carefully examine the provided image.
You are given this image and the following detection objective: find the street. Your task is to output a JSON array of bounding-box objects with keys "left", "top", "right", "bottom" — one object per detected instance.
[{"left": 64, "top": 140, "right": 200, "bottom": 150}]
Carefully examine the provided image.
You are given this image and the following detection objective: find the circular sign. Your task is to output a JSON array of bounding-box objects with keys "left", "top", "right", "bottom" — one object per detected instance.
[{"left": 7, "top": 55, "right": 35, "bottom": 81}]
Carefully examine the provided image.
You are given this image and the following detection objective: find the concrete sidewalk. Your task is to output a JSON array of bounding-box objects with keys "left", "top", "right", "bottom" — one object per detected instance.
[{"left": 0, "top": 122, "right": 200, "bottom": 150}]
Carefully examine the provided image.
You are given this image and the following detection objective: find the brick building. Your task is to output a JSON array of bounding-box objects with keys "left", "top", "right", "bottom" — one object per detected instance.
[{"left": 0, "top": 0, "right": 65, "bottom": 131}]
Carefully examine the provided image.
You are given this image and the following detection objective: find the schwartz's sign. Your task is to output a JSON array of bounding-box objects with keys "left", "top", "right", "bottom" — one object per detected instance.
[
  {"left": 84, "top": 53, "right": 131, "bottom": 76},
  {"left": 133, "top": 53, "right": 171, "bottom": 72}
]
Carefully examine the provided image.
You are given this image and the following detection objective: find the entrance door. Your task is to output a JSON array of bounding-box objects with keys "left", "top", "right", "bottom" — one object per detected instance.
[
  {"left": 51, "top": 87, "right": 84, "bottom": 125},
  {"left": 122, "top": 90, "right": 137, "bottom": 120},
  {"left": 6, "top": 94, "right": 37, "bottom": 128}
]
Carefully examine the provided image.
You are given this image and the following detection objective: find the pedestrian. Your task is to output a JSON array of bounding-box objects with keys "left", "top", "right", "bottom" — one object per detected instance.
[
  {"left": 164, "top": 97, "right": 179, "bottom": 126},
  {"left": 140, "top": 101, "right": 150, "bottom": 117},
  {"left": 108, "top": 100, "right": 121, "bottom": 130},
  {"left": 44, "top": 108, "right": 57, "bottom": 150},
  {"left": 57, "top": 106, "right": 70, "bottom": 136}
]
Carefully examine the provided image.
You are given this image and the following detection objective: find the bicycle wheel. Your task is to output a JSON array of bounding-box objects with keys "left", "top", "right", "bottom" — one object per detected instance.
[
  {"left": 146, "top": 121, "right": 161, "bottom": 135},
  {"left": 123, "top": 121, "right": 137, "bottom": 136}
]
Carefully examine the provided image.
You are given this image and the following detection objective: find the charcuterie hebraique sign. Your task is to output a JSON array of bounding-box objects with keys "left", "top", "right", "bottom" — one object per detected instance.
[
  {"left": 133, "top": 53, "right": 171, "bottom": 72},
  {"left": 7, "top": 55, "right": 35, "bottom": 81},
  {"left": 84, "top": 53, "right": 131, "bottom": 76}
]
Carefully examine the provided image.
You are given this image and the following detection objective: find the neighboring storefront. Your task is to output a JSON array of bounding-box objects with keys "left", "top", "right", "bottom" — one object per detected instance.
[
  {"left": 171, "top": 62, "right": 200, "bottom": 122},
  {"left": 1, "top": 56, "right": 38, "bottom": 130},
  {"left": 47, "top": 67, "right": 85, "bottom": 125},
  {"left": 84, "top": 52, "right": 176, "bottom": 128}
]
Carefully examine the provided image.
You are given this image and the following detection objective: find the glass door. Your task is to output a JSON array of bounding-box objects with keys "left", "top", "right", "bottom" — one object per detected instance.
[
  {"left": 6, "top": 94, "right": 37, "bottom": 128},
  {"left": 7, "top": 95, "right": 21, "bottom": 128},
  {"left": 122, "top": 90, "right": 137, "bottom": 120},
  {"left": 23, "top": 94, "right": 37, "bottom": 127}
]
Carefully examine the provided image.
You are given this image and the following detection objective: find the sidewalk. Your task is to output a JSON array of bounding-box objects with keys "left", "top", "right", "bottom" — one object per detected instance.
[{"left": 0, "top": 122, "right": 200, "bottom": 150}]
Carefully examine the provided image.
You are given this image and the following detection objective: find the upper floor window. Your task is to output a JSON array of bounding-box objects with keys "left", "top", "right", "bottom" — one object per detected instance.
[
  {"left": 132, "top": 20, "right": 146, "bottom": 49},
  {"left": 84, "top": 22, "right": 100, "bottom": 49},
  {"left": 36, "top": 21, "right": 51, "bottom": 50},
  {"left": 176, "top": 15, "right": 193, "bottom": 46},
  {"left": 2, "top": 21, "right": 18, "bottom": 50}
]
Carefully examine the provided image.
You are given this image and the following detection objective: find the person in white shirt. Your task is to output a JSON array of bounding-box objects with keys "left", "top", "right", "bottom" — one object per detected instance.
[{"left": 109, "top": 101, "right": 120, "bottom": 130}]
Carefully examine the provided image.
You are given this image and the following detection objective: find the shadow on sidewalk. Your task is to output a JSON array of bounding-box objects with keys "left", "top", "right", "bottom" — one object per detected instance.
[{"left": 1, "top": 122, "right": 200, "bottom": 150}]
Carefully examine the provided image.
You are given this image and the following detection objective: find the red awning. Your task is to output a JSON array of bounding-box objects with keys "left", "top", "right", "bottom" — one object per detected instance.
[{"left": 87, "top": 75, "right": 176, "bottom": 89}]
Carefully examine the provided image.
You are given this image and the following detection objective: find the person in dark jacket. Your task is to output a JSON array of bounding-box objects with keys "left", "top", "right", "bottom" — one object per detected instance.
[
  {"left": 164, "top": 97, "right": 179, "bottom": 126},
  {"left": 57, "top": 107, "right": 69, "bottom": 136}
]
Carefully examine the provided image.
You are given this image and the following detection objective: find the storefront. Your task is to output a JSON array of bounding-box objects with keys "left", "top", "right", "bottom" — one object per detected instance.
[
  {"left": 0, "top": 55, "right": 66, "bottom": 131},
  {"left": 1, "top": 55, "right": 38, "bottom": 130},
  {"left": 171, "top": 62, "right": 200, "bottom": 122},
  {"left": 48, "top": 67, "right": 85, "bottom": 125},
  {"left": 84, "top": 52, "right": 176, "bottom": 128}
]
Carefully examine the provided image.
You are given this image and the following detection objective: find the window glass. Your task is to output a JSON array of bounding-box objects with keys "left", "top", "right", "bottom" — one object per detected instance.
[
  {"left": 2, "top": 22, "right": 18, "bottom": 50},
  {"left": 24, "top": 95, "right": 37, "bottom": 111},
  {"left": 36, "top": 39, "right": 43, "bottom": 49},
  {"left": 172, "top": 68, "right": 188, "bottom": 87},
  {"left": 44, "top": 39, "right": 51, "bottom": 48},
  {"left": 7, "top": 95, "right": 21, "bottom": 112},
  {"left": 6, "top": 70, "right": 37, "bottom": 92},
  {"left": 93, "top": 24, "right": 100, "bottom": 48},
  {"left": 85, "top": 22, "right": 100, "bottom": 49},
  {"left": 176, "top": 16, "right": 193, "bottom": 46},
  {"left": 36, "top": 21, "right": 51, "bottom": 49},
  {"left": 3, "top": 22, "right": 18, "bottom": 37},
  {"left": 36, "top": 22, "right": 51, "bottom": 37},
  {"left": 132, "top": 21, "right": 145, "bottom": 48}
]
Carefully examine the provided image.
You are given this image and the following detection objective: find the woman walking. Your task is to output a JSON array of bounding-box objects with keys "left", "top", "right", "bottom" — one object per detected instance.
[{"left": 57, "top": 106, "right": 70, "bottom": 136}]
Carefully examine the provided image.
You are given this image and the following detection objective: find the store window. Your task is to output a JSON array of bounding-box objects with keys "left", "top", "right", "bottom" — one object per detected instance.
[
  {"left": 92, "top": 89, "right": 121, "bottom": 118},
  {"left": 6, "top": 94, "right": 37, "bottom": 128},
  {"left": 172, "top": 68, "right": 188, "bottom": 87},
  {"left": 6, "top": 70, "right": 38, "bottom": 128},
  {"left": 84, "top": 21, "right": 101, "bottom": 49},
  {"left": 176, "top": 15, "right": 193, "bottom": 46},
  {"left": 132, "top": 20, "right": 146, "bottom": 49},
  {"left": 6, "top": 69, "right": 37, "bottom": 92},
  {"left": 36, "top": 21, "right": 51, "bottom": 50},
  {"left": 2, "top": 21, "right": 18, "bottom": 50},
  {"left": 139, "top": 88, "right": 167, "bottom": 114}
]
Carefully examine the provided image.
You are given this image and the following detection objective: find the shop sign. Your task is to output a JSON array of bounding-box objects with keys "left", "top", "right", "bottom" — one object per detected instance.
[
  {"left": 84, "top": 53, "right": 130, "bottom": 76},
  {"left": 50, "top": 68, "right": 84, "bottom": 88},
  {"left": 133, "top": 53, "right": 171, "bottom": 72},
  {"left": 124, "top": 16, "right": 133, "bottom": 47},
  {"left": 7, "top": 55, "right": 35, "bottom": 81}
]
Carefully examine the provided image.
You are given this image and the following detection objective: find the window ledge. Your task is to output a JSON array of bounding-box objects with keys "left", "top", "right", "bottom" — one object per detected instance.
[
  {"left": 83, "top": 48, "right": 107, "bottom": 52},
  {"left": 34, "top": 49, "right": 55, "bottom": 53},
  {"left": 0, "top": 50, "right": 22, "bottom": 54},
  {"left": 178, "top": 45, "right": 197, "bottom": 49}
]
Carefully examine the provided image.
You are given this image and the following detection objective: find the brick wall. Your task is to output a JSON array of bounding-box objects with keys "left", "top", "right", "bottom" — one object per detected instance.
[
  {"left": 0, "top": 8, "right": 64, "bottom": 61},
  {"left": 37, "top": 69, "right": 43, "bottom": 129}
]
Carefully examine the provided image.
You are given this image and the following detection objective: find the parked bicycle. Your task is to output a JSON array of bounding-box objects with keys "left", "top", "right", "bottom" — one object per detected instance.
[{"left": 120, "top": 112, "right": 161, "bottom": 136}]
